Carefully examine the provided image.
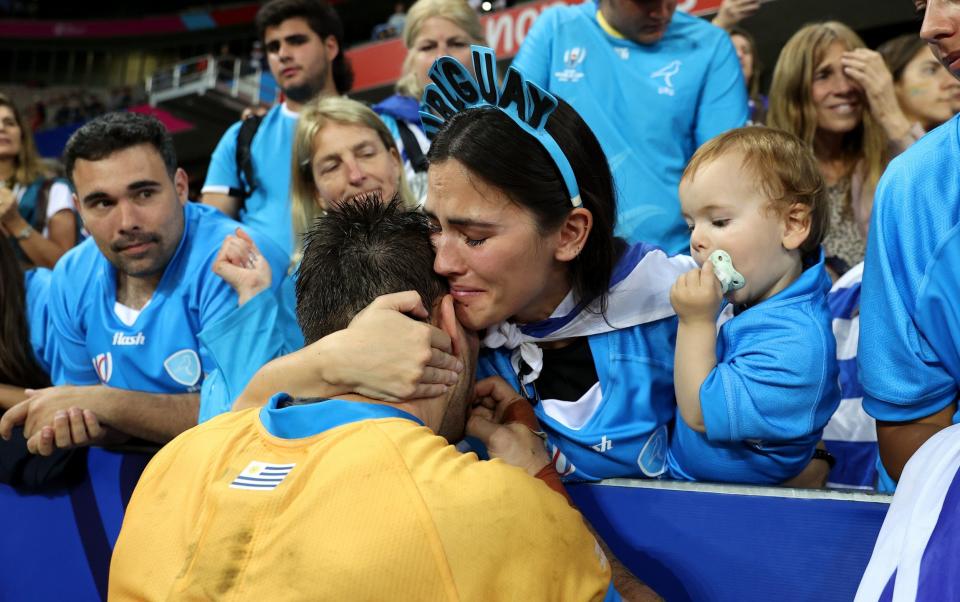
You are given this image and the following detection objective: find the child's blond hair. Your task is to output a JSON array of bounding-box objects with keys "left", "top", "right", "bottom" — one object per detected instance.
[{"left": 683, "top": 126, "right": 829, "bottom": 257}]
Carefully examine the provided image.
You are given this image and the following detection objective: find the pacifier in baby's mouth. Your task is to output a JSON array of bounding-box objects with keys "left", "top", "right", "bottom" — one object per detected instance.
[{"left": 708, "top": 250, "right": 746, "bottom": 294}]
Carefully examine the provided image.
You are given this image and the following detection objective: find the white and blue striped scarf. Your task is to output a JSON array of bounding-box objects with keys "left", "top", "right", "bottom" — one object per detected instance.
[{"left": 483, "top": 243, "right": 696, "bottom": 384}]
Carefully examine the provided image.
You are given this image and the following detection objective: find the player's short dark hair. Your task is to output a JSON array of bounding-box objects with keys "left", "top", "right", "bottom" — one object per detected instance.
[
  {"left": 255, "top": 0, "right": 354, "bottom": 94},
  {"left": 295, "top": 195, "right": 447, "bottom": 344},
  {"left": 63, "top": 112, "right": 177, "bottom": 181}
]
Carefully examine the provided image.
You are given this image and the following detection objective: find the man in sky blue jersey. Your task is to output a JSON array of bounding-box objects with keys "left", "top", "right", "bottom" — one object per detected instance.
[
  {"left": 511, "top": 0, "right": 748, "bottom": 254},
  {"left": 858, "top": 0, "right": 960, "bottom": 489},
  {"left": 0, "top": 112, "right": 292, "bottom": 456},
  {"left": 201, "top": 0, "right": 352, "bottom": 257}
]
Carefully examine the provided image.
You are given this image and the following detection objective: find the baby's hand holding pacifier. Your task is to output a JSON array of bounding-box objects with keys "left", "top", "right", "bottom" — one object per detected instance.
[{"left": 670, "top": 261, "right": 724, "bottom": 324}]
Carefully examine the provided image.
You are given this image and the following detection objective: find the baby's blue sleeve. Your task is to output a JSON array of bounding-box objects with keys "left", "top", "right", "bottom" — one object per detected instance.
[{"left": 700, "top": 318, "right": 838, "bottom": 442}]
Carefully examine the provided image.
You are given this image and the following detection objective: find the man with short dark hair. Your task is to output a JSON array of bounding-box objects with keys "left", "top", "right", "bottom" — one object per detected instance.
[
  {"left": 109, "top": 198, "right": 618, "bottom": 601},
  {"left": 0, "top": 112, "right": 291, "bottom": 454},
  {"left": 202, "top": 0, "right": 352, "bottom": 258},
  {"left": 512, "top": 0, "right": 747, "bottom": 254}
]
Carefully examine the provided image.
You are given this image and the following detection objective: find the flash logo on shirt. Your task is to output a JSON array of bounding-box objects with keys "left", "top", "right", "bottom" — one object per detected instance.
[
  {"left": 112, "top": 331, "right": 145, "bottom": 346},
  {"left": 592, "top": 435, "right": 614, "bottom": 453}
]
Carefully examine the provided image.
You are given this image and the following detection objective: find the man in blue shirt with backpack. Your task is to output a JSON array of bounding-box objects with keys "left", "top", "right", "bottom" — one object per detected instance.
[{"left": 202, "top": 0, "right": 352, "bottom": 258}]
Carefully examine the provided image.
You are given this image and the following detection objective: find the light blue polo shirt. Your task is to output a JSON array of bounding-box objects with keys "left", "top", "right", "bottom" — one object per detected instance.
[{"left": 512, "top": 1, "right": 747, "bottom": 254}]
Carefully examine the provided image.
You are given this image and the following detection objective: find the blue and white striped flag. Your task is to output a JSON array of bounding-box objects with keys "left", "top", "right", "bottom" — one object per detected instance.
[
  {"left": 484, "top": 243, "right": 695, "bottom": 384},
  {"left": 823, "top": 263, "right": 879, "bottom": 490},
  {"left": 229, "top": 461, "right": 296, "bottom": 491}
]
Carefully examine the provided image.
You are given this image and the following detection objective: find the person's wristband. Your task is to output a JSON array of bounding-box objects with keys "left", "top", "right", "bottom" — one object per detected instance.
[
  {"left": 14, "top": 225, "right": 33, "bottom": 241},
  {"left": 534, "top": 462, "right": 573, "bottom": 505},
  {"left": 813, "top": 448, "right": 836, "bottom": 470}
]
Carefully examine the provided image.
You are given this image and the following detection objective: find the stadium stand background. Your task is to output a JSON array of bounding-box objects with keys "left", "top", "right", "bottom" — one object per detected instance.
[{"left": 0, "top": 0, "right": 920, "bottom": 199}]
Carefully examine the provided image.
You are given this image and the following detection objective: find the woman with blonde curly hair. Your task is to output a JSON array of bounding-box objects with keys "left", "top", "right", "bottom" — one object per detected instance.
[
  {"left": 290, "top": 96, "right": 416, "bottom": 257},
  {"left": 768, "top": 22, "right": 921, "bottom": 276},
  {"left": 0, "top": 94, "right": 78, "bottom": 269},
  {"left": 372, "top": 0, "right": 486, "bottom": 203}
]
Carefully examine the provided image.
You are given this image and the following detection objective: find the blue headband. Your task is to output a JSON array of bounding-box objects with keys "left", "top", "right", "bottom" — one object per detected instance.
[{"left": 419, "top": 45, "right": 582, "bottom": 208}]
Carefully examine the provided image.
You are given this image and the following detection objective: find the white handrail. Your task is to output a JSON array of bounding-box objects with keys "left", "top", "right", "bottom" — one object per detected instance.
[{"left": 145, "top": 54, "right": 273, "bottom": 107}]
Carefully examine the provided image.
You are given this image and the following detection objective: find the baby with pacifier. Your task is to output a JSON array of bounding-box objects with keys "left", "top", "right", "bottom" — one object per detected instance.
[{"left": 666, "top": 126, "right": 841, "bottom": 485}]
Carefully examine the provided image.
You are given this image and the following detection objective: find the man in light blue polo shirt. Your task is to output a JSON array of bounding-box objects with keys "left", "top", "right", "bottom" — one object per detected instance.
[
  {"left": 512, "top": 0, "right": 747, "bottom": 254},
  {"left": 0, "top": 113, "right": 293, "bottom": 456}
]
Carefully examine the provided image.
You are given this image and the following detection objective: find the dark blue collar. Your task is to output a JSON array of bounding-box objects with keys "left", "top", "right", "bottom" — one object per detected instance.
[{"left": 259, "top": 393, "right": 425, "bottom": 440}]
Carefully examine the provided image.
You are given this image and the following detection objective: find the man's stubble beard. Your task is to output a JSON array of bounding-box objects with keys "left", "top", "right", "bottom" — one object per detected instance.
[{"left": 283, "top": 62, "right": 331, "bottom": 104}]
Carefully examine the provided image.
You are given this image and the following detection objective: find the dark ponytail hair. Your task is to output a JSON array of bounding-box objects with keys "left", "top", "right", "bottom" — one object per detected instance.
[
  {"left": 426, "top": 98, "right": 621, "bottom": 311},
  {"left": 0, "top": 238, "right": 50, "bottom": 389}
]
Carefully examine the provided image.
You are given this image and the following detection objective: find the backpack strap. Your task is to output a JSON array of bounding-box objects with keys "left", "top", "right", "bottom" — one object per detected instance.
[
  {"left": 31, "top": 178, "right": 55, "bottom": 234},
  {"left": 10, "top": 177, "right": 75, "bottom": 266},
  {"left": 231, "top": 114, "right": 264, "bottom": 212},
  {"left": 396, "top": 121, "right": 428, "bottom": 173},
  {"left": 16, "top": 179, "right": 46, "bottom": 225}
]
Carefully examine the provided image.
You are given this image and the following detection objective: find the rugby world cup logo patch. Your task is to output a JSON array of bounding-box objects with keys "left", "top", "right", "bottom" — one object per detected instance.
[
  {"left": 564, "top": 46, "right": 587, "bottom": 68},
  {"left": 556, "top": 46, "right": 587, "bottom": 83},
  {"left": 93, "top": 352, "right": 112, "bottom": 384},
  {"left": 163, "top": 349, "right": 201, "bottom": 387},
  {"left": 550, "top": 443, "right": 577, "bottom": 477}
]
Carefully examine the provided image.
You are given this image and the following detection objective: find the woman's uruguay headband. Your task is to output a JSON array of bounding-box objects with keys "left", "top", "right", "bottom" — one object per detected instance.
[{"left": 418, "top": 45, "right": 582, "bottom": 208}]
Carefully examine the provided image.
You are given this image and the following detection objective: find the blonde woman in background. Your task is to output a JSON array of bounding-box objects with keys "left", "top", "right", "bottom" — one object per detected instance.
[
  {"left": 768, "top": 22, "right": 921, "bottom": 277},
  {"left": 210, "top": 97, "right": 420, "bottom": 405},
  {"left": 372, "top": 0, "right": 485, "bottom": 203},
  {"left": 290, "top": 96, "right": 416, "bottom": 258},
  {"left": 0, "top": 94, "right": 78, "bottom": 269}
]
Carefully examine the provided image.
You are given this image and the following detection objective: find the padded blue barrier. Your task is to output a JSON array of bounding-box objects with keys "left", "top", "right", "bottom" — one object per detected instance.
[
  {"left": 568, "top": 480, "right": 891, "bottom": 601},
  {"left": 0, "top": 451, "right": 889, "bottom": 602},
  {"left": 0, "top": 448, "right": 151, "bottom": 602}
]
